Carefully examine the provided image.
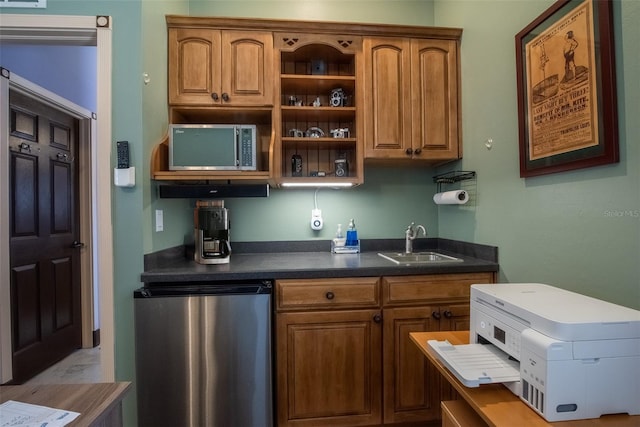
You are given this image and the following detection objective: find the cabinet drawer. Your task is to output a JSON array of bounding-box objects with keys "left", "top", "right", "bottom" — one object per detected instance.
[
  {"left": 276, "top": 277, "right": 380, "bottom": 311},
  {"left": 382, "top": 273, "right": 495, "bottom": 306}
]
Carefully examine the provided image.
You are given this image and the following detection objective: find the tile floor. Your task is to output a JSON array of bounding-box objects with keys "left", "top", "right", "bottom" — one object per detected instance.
[{"left": 24, "top": 347, "right": 102, "bottom": 384}]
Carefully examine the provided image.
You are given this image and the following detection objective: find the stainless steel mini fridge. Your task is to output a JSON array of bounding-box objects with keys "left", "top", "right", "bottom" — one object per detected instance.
[{"left": 134, "top": 281, "right": 273, "bottom": 427}]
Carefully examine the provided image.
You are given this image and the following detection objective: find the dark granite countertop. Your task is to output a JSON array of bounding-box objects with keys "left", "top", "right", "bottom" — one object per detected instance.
[{"left": 141, "top": 238, "right": 499, "bottom": 284}]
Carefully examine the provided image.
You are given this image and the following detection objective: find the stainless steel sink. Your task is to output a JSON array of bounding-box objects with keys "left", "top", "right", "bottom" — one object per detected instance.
[{"left": 378, "top": 251, "right": 463, "bottom": 265}]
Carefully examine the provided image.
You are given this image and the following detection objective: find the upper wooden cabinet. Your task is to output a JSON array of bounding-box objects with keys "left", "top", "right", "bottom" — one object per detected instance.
[
  {"left": 156, "top": 16, "right": 462, "bottom": 185},
  {"left": 364, "top": 37, "right": 461, "bottom": 162},
  {"left": 168, "top": 28, "right": 273, "bottom": 106}
]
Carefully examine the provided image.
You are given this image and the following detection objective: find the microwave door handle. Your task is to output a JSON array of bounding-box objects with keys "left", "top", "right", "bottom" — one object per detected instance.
[{"left": 234, "top": 127, "right": 240, "bottom": 168}]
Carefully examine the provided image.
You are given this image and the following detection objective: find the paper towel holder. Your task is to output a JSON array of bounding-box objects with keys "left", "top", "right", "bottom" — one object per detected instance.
[{"left": 433, "top": 170, "right": 476, "bottom": 193}]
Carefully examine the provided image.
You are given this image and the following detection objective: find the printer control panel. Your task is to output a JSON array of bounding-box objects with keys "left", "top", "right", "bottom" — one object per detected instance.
[{"left": 472, "top": 308, "right": 523, "bottom": 360}]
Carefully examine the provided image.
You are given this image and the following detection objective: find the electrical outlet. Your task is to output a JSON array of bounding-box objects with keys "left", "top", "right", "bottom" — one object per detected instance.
[{"left": 310, "top": 209, "right": 323, "bottom": 230}]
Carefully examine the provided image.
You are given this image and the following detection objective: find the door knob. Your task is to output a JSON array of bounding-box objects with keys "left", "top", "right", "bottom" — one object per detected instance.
[
  {"left": 211, "top": 92, "right": 219, "bottom": 101},
  {"left": 71, "top": 240, "right": 85, "bottom": 248},
  {"left": 432, "top": 311, "right": 441, "bottom": 320},
  {"left": 221, "top": 92, "right": 230, "bottom": 102}
]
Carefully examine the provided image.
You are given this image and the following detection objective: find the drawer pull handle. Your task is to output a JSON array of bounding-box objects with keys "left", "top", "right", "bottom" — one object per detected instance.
[
  {"left": 325, "top": 291, "right": 335, "bottom": 300},
  {"left": 373, "top": 314, "right": 382, "bottom": 323},
  {"left": 432, "top": 311, "right": 441, "bottom": 320},
  {"left": 443, "top": 310, "right": 453, "bottom": 319}
]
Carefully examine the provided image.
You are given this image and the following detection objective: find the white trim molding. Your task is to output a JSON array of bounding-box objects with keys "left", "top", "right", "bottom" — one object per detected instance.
[{"left": 0, "top": 14, "right": 114, "bottom": 383}]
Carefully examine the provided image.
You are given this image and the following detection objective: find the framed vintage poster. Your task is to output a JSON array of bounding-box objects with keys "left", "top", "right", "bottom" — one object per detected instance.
[{"left": 515, "top": 0, "right": 618, "bottom": 178}]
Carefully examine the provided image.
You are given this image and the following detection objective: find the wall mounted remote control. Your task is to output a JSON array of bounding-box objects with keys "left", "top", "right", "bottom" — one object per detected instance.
[{"left": 117, "top": 140, "right": 130, "bottom": 169}]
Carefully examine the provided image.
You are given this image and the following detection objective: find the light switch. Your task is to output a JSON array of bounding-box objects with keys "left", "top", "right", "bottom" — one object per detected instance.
[{"left": 155, "top": 210, "right": 164, "bottom": 232}]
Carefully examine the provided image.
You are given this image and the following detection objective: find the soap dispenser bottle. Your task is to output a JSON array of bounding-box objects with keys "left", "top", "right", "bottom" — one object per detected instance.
[
  {"left": 346, "top": 219, "right": 358, "bottom": 246},
  {"left": 333, "top": 224, "right": 346, "bottom": 247}
]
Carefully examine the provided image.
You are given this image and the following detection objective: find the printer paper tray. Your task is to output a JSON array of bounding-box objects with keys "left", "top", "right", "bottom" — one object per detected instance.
[{"left": 427, "top": 340, "right": 520, "bottom": 387}]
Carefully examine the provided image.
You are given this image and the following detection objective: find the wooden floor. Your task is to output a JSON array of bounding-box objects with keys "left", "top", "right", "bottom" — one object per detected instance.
[{"left": 24, "top": 346, "right": 102, "bottom": 384}]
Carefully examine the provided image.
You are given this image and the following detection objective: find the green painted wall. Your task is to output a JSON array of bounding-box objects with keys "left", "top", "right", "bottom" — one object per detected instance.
[
  {"left": 434, "top": 0, "right": 639, "bottom": 310},
  {"left": 3, "top": 1, "right": 638, "bottom": 426},
  {"left": 189, "top": 0, "right": 435, "bottom": 25}
]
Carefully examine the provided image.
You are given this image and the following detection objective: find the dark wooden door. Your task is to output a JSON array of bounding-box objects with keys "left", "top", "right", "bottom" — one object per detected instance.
[{"left": 8, "top": 90, "right": 82, "bottom": 383}]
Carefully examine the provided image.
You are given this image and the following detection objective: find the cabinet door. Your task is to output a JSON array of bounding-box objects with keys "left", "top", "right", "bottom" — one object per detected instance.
[
  {"left": 411, "top": 39, "right": 460, "bottom": 160},
  {"left": 383, "top": 306, "right": 441, "bottom": 424},
  {"left": 438, "top": 302, "right": 470, "bottom": 332},
  {"left": 168, "top": 28, "right": 221, "bottom": 105},
  {"left": 363, "top": 37, "right": 412, "bottom": 159},
  {"left": 221, "top": 31, "right": 273, "bottom": 106},
  {"left": 276, "top": 310, "right": 382, "bottom": 427}
]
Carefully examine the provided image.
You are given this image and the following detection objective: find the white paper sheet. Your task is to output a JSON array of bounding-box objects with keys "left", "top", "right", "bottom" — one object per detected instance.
[{"left": 0, "top": 400, "right": 80, "bottom": 427}]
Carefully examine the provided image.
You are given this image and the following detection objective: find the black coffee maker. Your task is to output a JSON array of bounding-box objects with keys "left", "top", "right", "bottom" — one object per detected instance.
[{"left": 194, "top": 200, "right": 231, "bottom": 264}]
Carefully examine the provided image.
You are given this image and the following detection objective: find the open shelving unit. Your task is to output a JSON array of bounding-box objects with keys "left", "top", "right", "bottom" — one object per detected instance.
[{"left": 276, "top": 39, "right": 363, "bottom": 186}]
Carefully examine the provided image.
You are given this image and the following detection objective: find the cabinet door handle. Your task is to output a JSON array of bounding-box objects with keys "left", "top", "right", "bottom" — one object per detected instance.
[
  {"left": 373, "top": 314, "right": 382, "bottom": 323},
  {"left": 211, "top": 92, "right": 219, "bottom": 101},
  {"left": 325, "top": 291, "right": 335, "bottom": 300},
  {"left": 222, "top": 92, "right": 230, "bottom": 102},
  {"left": 405, "top": 148, "right": 413, "bottom": 156},
  {"left": 443, "top": 310, "right": 452, "bottom": 319},
  {"left": 413, "top": 148, "right": 422, "bottom": 155},
  {"left": 432, "top": 311, "right": 441, "bottom": 320}
]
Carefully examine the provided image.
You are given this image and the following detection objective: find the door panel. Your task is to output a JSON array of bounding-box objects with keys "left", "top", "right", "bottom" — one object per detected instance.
[
  {"left": 8, "top": 90, "right": 81, "bottom": 383},
  {"left": 11, "top": 154, "right": 38, "bottom": 237},
  {"left": 51, "top": 161, "right": 71, "bottom": 233},
  {"left": 383, "top": 306, "right": 440, "bottom": 424},
  {"left": 411, "top": 39, "right": 460, "bottom": 160},
  {"left": 11, "top": 264, "right": 40, "bottom": 350},
  {"left": 277, "top": 309, "right": 382, "bottom": 427},
  {"left": 363, "top": 37, "right": 412, "bottom": 157},
  {"left": 221, "top": 31, "right": 273, "bottom": 105},
  {"left": 168, "top": 28, "right": 221, "bottom": 105}
]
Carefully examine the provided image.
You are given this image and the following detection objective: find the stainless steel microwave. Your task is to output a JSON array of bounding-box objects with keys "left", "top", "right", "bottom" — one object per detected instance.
[{"left": 169, "top": 124, "right": 257, "bottom": 171}]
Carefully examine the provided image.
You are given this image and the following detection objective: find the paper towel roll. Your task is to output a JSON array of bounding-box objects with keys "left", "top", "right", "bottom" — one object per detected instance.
[{"left": 433, "top": 190, "right": 469, "bottom": 205}]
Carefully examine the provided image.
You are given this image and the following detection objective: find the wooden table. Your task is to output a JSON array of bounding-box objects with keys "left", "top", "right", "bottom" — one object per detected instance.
[
  {"left": 0, "top": 382, "right": 131, "bottom": 427},
  {"left": 410, "top": 331, "right": 639, "bottom": 427}
]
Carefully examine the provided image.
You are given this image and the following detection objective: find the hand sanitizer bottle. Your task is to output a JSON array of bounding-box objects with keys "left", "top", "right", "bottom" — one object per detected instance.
[
  {"left": 346, "top": 219, "right": 358, "bottom": 246},
  {"left": 333, "top": 224, "right": 346, "bottom": 247}
]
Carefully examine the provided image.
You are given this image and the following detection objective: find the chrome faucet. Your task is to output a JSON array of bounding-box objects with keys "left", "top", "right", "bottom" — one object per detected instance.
[{"left": 405, "top": 222, "right": 427, "bottom": 254}]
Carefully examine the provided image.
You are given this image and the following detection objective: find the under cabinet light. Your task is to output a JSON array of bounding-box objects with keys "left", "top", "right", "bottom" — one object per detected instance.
[{"left": 280, "top": 182, "right": 353, "bottom": 188}]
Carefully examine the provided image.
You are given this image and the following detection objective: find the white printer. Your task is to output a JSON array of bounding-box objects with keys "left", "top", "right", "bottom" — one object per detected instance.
[{"left": 428, "top": 283, "right": 640, "bottom": 422}]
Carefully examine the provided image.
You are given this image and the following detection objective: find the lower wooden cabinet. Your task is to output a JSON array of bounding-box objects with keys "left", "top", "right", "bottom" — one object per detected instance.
[
  {"left": 275, "top": 272, "right": 495, "bottom": 427},
  {"left": 276, "top": 309, "right": 382, "bottom": 427}
]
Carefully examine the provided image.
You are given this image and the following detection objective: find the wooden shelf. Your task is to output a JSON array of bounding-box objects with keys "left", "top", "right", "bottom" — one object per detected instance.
[
  {"left": 281, "top": 74, "right": 356, "bottom": 93},
  {"left": 151, "top": 130, "right": 275, "bottom": 183},
  {"left": 170, "top": 106, "right": 273, "bottom": 124},
  {"left": 281, "top": 106, "right": 356, "bottom": 122},
  {"left": 277, "top": 176, "right": 360, "bottom": 186},
  {"left": 282, "top": 137, "right": 356, "bottom": 148}
]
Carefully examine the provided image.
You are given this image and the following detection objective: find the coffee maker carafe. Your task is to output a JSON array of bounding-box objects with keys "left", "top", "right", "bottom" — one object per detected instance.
[{"left": 194, "top": 200, "right": 231, "bottom": 264}]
